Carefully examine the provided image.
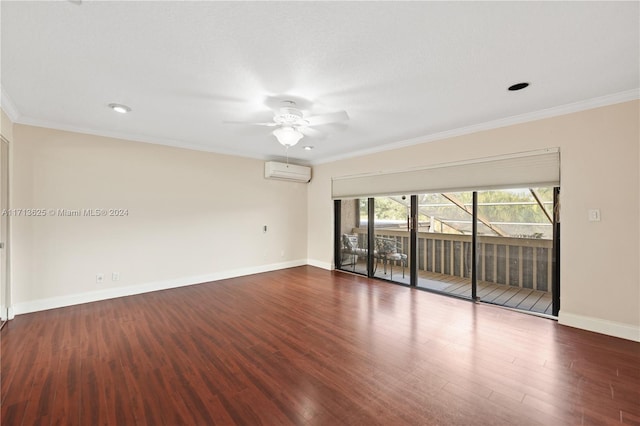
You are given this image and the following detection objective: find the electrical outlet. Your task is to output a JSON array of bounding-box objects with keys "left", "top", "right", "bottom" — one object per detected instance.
[
  {"left": 112, "top": 272, "right": 120, "bottom": 281},
  {"left": 96, "top": 273, "right": 105, "bottom": 284}
]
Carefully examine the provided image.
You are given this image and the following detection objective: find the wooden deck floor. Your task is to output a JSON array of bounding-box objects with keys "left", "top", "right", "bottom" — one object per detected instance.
[
  {"left": 343, "top": 261, "right": 554, "bottom": 315},
  {"left": 416, "top": 271, "right": 554, "bottom": 315}
]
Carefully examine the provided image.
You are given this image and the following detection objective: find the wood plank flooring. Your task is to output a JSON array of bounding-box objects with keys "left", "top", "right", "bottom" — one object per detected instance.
[{"left": 1, "top": 266, "right": 639, "bottom": 425}]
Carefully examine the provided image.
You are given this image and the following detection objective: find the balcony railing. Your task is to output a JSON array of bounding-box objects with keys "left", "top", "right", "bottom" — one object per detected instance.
[{"left": 349, "top": 228, "right": 552, "bottom": 292}]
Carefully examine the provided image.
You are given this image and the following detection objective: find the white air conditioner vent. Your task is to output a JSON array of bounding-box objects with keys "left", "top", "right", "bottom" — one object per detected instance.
[{"left": 264, "top": 161, "right": 311, "bottom": 183}]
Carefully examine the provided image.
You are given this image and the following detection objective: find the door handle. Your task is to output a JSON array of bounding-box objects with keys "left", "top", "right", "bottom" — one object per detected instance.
[{"left": 407, "top": 216, "right": 417, "bottom": 231}]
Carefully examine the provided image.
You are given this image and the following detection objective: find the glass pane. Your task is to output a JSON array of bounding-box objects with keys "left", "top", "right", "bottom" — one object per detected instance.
[
  {"left": 373, "top": 196, "right": 410, "bottom": 284},
  {"left": 476, "top": 188, "right": 554, "bottom": 315},
  {"left": 338, "top": 199, "right": 368, "bottom": 275},
  {"left": 414, "top": 192, "right": 474, "bottom": 299}
]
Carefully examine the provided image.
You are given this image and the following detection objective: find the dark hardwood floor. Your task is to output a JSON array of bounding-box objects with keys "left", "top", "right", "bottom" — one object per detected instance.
[{"left": 1, "top": 266, "right": 639, "bottom": 425}]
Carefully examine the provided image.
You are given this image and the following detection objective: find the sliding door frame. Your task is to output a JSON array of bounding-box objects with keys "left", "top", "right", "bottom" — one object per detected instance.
[
  {"left": 367, "top": 198, "right": 375, "bottom": 277},
  {"left": 409, "top": 195, "right": 417, "bottom": 287},
  {"left": 471, "top": 191, "right": 478, "bottom": 301},
  {"left": 333, "top": 200, "right": 342, "bottom": 270},
  {"left": 552, "top": 187, "right": 560, "bottom": 316}
]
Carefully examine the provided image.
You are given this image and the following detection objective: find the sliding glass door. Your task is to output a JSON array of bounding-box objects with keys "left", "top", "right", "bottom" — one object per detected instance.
[
  {"left": 336, "top": 199, "right": 368, "bottom": 275},
  {"left": 334, "top": 186, "right": 560, "bottom": 316},
  {"left": 372, "top": 196, "right": 412, "bottom": 285},
  {"left": 335, "top": 196, "right": 413, "bottom": 285},
  {"left": 475, "top": 187, "right": 556, "bottom": 315},
  {"left": 414, "top": 192, "right": 474, "bottom": 299}
]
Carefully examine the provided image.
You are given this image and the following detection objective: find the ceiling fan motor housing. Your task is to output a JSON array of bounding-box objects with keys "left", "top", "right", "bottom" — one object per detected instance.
[{"left": 275, "top": 107, "right": 308, "bottom": 126}]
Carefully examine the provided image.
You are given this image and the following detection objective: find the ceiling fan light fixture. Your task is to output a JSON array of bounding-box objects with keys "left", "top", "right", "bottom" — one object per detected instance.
[{"left": 273, "top": 126, "right": 303, "bottom": 147}]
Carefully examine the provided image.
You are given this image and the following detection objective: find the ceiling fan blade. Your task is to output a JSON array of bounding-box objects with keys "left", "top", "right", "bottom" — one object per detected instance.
[
  {"left": 306, "top": 110, "right": 349, "bottom": 126},
  {"left": 298, "top": 127, "right": 324, "bottom": 138},
  {"left": 223, "top": 121, "right": 278, "bottom": 127}
]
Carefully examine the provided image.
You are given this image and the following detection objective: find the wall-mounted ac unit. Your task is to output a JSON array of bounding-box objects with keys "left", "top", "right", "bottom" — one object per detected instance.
[{"left": 264, "top": 161, "right": 311, "bottom": 183}]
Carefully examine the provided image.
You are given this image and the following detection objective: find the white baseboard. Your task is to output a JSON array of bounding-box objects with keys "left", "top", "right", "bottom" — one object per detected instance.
[
  {"left": 558, "top": 311, "right": 640, "bottom": 342},
  {"left": 0, "top": 306, "right": 13, "bottom": 320},
  {"left": 12, "top": 259, "right": 307, "bottom": 316},
  {"left": 306, "top": 259, "right": 333, "bottom": 270}
]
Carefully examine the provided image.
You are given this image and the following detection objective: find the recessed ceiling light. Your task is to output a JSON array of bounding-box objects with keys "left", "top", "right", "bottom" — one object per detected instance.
[
  {"left": 303, "top": 146, "right": 314, "bottom": 151},
  {"left": 108, "top": 103, "right": 131, "bottom": 114},
  {"left": 508, "top": 82, "right": 529, "bottom": 91}
]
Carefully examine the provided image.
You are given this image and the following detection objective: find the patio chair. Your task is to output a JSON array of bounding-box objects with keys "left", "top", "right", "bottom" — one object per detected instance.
[
  {"left": 341, "top": 234, "right": 368, "bottom": 271},
  {"left": 375, "top": 236, "right": 407, "bottom": 279}
]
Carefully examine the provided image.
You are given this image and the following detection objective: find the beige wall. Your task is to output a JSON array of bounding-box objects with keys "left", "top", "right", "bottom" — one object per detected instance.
[
  {"left": 308, "top": 100, "right": 640, "bottom": 340},
  {"left": 12, "top": 124, "right": 308, "bottom": 307}
]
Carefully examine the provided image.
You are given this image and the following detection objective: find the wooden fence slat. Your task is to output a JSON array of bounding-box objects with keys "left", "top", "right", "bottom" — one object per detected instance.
[{"left": 351, "top": 229, "right": 552, "bottom": 291}]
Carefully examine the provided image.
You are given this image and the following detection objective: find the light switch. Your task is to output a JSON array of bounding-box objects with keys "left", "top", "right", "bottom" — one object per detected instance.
[{"left": 588, "top": 209, "right": 601, "bottom": 222}]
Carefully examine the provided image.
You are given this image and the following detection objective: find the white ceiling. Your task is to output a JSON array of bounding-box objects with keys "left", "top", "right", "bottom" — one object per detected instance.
[{"left": 1, "top": 1, "right": 638, "bottom": 164}]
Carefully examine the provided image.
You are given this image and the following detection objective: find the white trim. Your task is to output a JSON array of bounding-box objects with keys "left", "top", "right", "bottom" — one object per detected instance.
[
  {"left": 306, "top": 259, "right": 333, "bottom": 270},
  {"left": 12, "top": 259, "right": 307, "bottom": 315},
  {"left": 7, "top": 306, "right": 14, "bottom": 320},
  {"left": 313, "top": 89, "right": 640, "bottom": 165},
  {"left": 0, "top": 87, "right": 21, "bottom": 122},
  {"left": 14, "top": 115, "right": 270, "bottom": 161},
  {"left": 558, "top": 311, "right": 640, "bottom": 342},
  {"left": 2, "top": 113, "right": 313, "bottom": 166}
]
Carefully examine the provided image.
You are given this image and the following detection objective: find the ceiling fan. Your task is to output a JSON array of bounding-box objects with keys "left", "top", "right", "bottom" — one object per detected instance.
[{"left": 226, "top": 100, "right": 349, "bottom": 147}]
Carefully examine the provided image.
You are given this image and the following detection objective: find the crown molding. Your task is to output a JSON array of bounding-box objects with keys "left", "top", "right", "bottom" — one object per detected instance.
[
  {"left": 312, "top": 88, "right": 640, "bottom": 165},
  {"left": 12, "top": 115, "right": 314, "bottom": 164},
  {"left": 0, "top": 86, "right": 21, "bottom": 122},
  {"left": 15, "top": 115, "right": 274, "bottom": 160}
]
